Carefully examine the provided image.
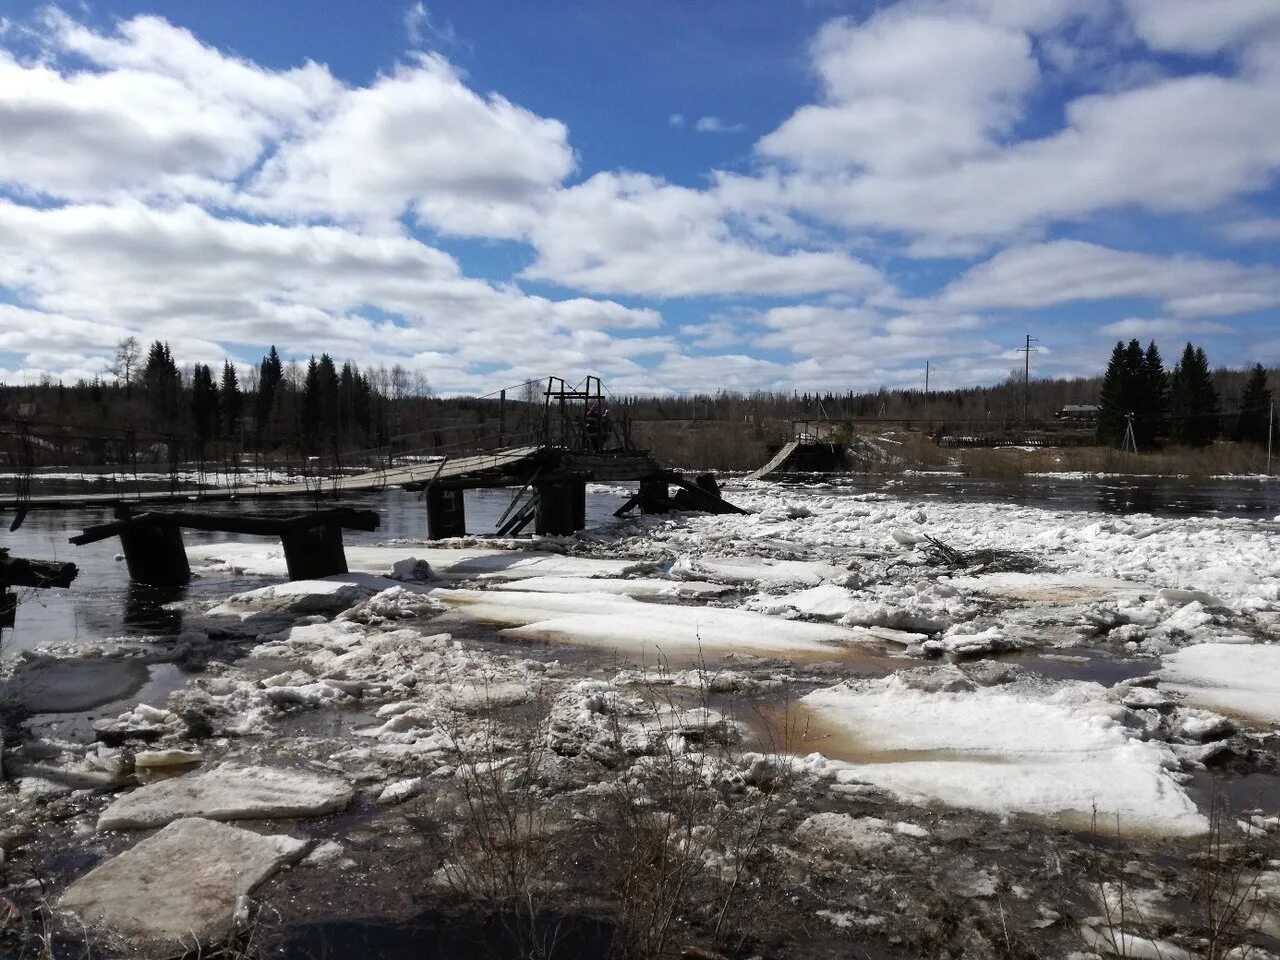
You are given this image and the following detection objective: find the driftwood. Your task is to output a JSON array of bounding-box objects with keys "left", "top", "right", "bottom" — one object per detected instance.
[{"left": 921, "top": 534, "right": 1040, "bottom": 573}]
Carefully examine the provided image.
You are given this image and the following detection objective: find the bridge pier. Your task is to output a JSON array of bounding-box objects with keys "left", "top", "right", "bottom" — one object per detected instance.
[
  {"left": 118, "top": 515, "right": 191, "bottom": 587},
  {"left": 426, "top": 486, "right": 467, "bottom": 539},
  {"left": 280, "top": 523, "right": 348, "bottom": 580},
  {"left": 535, "top": 476, "right": 586, "bottom": 536},
  {"left": 638, "top": 477, "right": 669, "bottom": 514}
]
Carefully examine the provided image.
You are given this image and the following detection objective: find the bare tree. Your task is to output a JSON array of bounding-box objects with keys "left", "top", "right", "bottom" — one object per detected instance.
[{"left": 109, "top": 336, "right": 141, "bottom": 397}]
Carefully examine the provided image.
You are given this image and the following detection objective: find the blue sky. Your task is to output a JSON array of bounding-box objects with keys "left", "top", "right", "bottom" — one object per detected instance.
[{"left": 0, "top": 0, "right": 1278, "bottom": 395}]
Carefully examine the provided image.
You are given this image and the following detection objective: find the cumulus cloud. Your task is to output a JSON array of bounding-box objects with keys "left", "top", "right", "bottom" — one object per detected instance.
[
  {"left": 938, "top": 241, "right": 1280, "bottom": 317},
  {"left": 522, "top": 172, "right": 886, "bottom": 298},
  {"left": 248, "top": 54, "right": 575, "bottom": 234},
  {"left": 760, "top": 11, "right": 1039, "bottom": 175}
]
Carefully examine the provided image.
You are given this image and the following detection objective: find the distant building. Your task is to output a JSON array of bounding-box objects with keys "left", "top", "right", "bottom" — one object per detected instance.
[{"left": 1055, "top": 404, "right": 1101, "bottom": 422}]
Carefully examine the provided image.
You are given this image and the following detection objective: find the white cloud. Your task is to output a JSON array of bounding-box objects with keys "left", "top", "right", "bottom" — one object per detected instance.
[
  {"left": 668, "top": 113, "right": 685, "bottom": 127},
  {"left": 0, "top": 14, "right": 336, "bottom": 202},
  {"left": 0, "top": 199, "right": 665, "bottom": 389},
  {"left": 1222, "top": 217, "right": 1280, "bottom": 242},
  {"left": 759, "top": 11, "right": 1039, "bottom": 174},
  {"left": 694, "top": 116, "right": 743, "bottom": 133},
  {"left": 249, "top": 54, "right": 574, "bottom": 235},
  {"left": 404, "top": 2, "right": 428, "bottom": 45},
  {"left": 1096, "top": 317, "right": 1232, "bottom": 339},
  {"left": 522, "top": 172, "right": 886, "bottom": 298},
  {"left": 1123, "top": 0, "right": 1280, "bottom": 55},
  {"left": 939, "top": 240, "right": 1280, "bottom": 316}
]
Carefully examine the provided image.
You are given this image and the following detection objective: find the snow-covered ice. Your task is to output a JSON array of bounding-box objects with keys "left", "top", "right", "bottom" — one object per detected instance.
[
  {"left": 1159, "top": 643, "right": 1280, "bottom": 725},
  {"left": 432, "top": 587, "right": 875, "bottom": 660},
  {"left": 798, "top": 674, "right": 1207, "bottom": 836}
]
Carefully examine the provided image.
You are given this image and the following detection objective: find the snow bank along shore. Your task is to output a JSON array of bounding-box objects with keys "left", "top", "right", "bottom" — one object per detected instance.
[{"left": 2, "top": 483, "right": 1278, "bottom": 957}]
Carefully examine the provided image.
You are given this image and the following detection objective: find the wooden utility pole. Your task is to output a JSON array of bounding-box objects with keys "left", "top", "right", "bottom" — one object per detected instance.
[
  {"left": 1019, "top": 334, "right": 1038, "bottom": 422},
  {"left": 1268, "top": 400, "right": 1274, "bottom": 475}
]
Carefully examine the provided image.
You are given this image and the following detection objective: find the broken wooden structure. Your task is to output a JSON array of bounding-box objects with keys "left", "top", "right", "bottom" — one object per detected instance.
[
  {"left": 69, "top": 506, "right": 379, "bottom": 586},
  {"left": 0, "top": 548, "right": 79, "bottom": 629}
]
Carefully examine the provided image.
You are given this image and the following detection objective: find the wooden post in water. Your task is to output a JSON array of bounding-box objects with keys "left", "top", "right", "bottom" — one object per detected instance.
[
  {"left": 117, "top": 512, "right": 191, "bottom": 587},
  {"left": 638, "top": 477, "right": 669, "bottom": 514},
  {"left": 280, "top": 523, "right": 348, "bottom": 580},
  {"left": 535, "top": 476, "right": 586, "bottom": 536},
  {"left": 426, "top": 486, "right": 467, "bottom": 539}
]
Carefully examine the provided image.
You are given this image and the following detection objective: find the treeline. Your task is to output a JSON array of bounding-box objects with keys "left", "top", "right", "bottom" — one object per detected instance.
[
  {"left": 1097, "top": 340, "right": 1275, "bottom": 448},
  {"left": 6, "top": 339, "right": 439, "bottom": 463}
]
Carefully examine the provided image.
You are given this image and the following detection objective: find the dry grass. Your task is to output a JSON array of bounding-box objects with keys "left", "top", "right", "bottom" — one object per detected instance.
[
  {"left": 632, "top": 421, "right": 771, "bottom": 471},
  {"left": 428, "top": 662, "right": 799, "bottom": 960}
]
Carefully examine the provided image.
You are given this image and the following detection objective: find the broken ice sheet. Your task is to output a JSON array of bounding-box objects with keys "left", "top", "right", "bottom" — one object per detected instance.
[{"left": 797, "top": 675, "right": 1207, "bottom": 836}]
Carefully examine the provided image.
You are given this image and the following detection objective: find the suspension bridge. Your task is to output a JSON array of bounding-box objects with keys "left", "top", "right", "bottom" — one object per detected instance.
[{"left": 0, "top": 376, "right": 747, "bottom": 586}]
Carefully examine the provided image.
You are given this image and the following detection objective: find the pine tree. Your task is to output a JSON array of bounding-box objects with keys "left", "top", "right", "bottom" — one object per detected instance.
[
  {"left": 1234, "top": 363, "right": 1273, "bottom": 446},
  {"left": 220, "top": 361, "right": 242, "bottom": 439}
]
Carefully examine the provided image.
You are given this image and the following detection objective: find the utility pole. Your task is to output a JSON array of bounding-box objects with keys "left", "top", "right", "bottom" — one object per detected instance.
[
  {"left": 1121, "top": 412, "right": 1138, "bottom": 454},
  {"left": 1268, "top": 400, "right": 1274, "bottom": 475},
  {"left": 924, "top": 360, "right": 930, "bottom": 396},
  {"left": 1018, "top": 334, "right": 1038, "bottom": 422}
]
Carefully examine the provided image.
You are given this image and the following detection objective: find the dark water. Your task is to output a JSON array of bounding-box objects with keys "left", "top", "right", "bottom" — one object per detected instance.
[
  {"left": 271, "top": 910, "right": 614, "bottom": 960},
  {"left": 0, "top": 486, "right": 628, "bottom": 660},
  {"left": 770, "top": 471, "right": 1280, "bottom": 520}
]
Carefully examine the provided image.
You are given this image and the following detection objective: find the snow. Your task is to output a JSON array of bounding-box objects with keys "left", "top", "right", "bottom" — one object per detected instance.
[
  {"left": 1159, "top": 643, "right": 1280, "bottom": 725},
  {"left": 432, "top": 587, "right": 875, "bottom": 660},
  {"left": 947, "top": 572, "right": 1146, "bottom": 605},
  {"left": 670, "top": 555, "right": 849, "bottom": 589},
  {"left": 488, "top": 575, "right": 731, "bottom": 599},
  {"left": 189, "top": 542, "right": 652, "bottom": 582},
  {"left": 799, "top": 675, "right": 1206, "bottom": 836}
]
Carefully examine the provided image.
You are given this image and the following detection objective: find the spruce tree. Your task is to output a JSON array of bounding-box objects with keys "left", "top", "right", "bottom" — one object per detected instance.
[
  {"left": 1169, "top": 343, "right": 1220, "bottom": 446},
  {"left": 1138, "top": 341, "right": 1167, "bottom": 447},
  {"left": 255, "top": 346, "right": 283, "bottom": 448},
  {"left": 317, "top": 354, "right": 340, "bottom": 439},
  {"left": 220, "top": 361, "right": 242, "bottom": 439},
  {"left": 301, "top": 356, "right": 321, "bottom": 450},
  {"left": 1234, "top": 363, "right": 1273, "bottom": 446},
  {"left": 1097, "top": 341, "right": 1129, "bottom": 445},
  {"left": 190, "top": 363, "right": 219, "bottom": 444}
]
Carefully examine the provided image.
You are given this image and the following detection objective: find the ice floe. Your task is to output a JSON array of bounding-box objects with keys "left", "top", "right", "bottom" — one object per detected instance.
[
  {"left": 1159, "top": 643, "right": 1280, "bottom": 725},
  {"left": 798, "top": 674, "right": 1206, "bottom": 836},
  {"left": 432, "top": 587, "right": 875, "bottom": 661}
]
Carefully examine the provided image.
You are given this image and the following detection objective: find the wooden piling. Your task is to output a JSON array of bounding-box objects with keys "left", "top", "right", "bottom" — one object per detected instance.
[
  {"left": 280, "top": 523, "right": 348, "bottom": 581},
  {"left": 535, "top": 476, "right": 586, "bottom": 536},
  {"left": 638, "top": 477, "right": 669, "bottom": 514},
  {"left": 426, "top": 486, "right": 467, "bottom": 539},
  {"left": 118, "top": 517, "right": 191, "bottom": 587}
]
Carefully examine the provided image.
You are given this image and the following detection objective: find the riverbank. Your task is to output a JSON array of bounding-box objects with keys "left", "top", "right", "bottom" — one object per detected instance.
[{"left": 2, "top": 481, "right": 1278, "bottom": 958}]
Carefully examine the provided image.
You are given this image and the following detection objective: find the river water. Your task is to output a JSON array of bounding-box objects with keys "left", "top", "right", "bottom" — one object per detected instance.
[{"left": 1, "top": 473, "right": 1274, "bottom": 738}]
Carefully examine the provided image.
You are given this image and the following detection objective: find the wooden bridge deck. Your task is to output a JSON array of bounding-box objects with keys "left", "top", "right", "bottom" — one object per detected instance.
[{"left": 1, "top": 446, "right": 546, "bottom": 510}]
